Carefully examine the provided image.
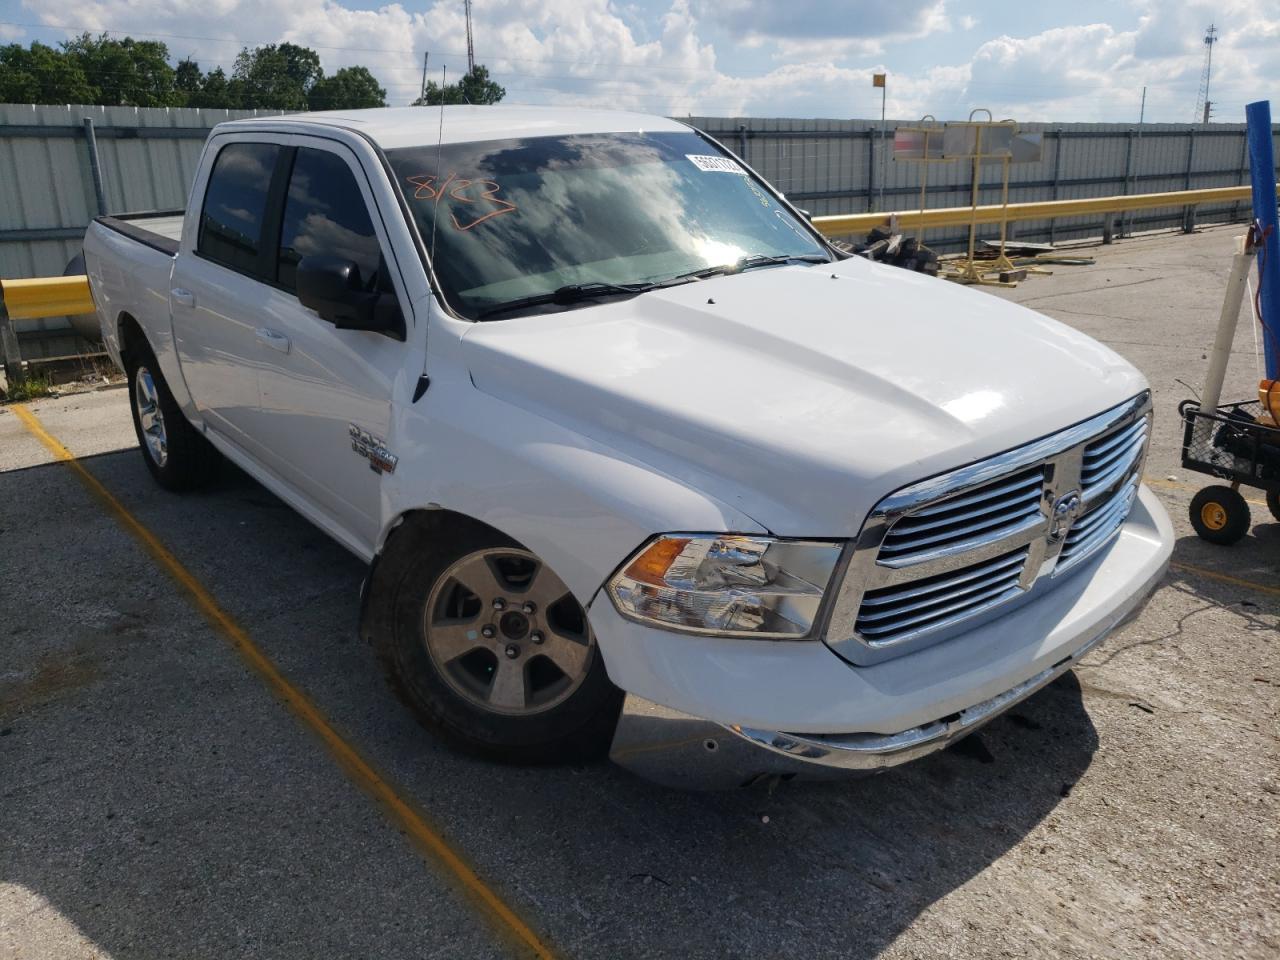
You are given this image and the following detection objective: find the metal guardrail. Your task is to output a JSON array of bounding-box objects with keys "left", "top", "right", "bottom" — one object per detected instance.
[
  {"left": 1, "top": 276, "right": 95, "bottom": 320},
  {"left": 0, "top": 276, "right": 97, "bottom": 388},
  {"left": 811, "top": 183, "right": 1275, "bottom": 237}
]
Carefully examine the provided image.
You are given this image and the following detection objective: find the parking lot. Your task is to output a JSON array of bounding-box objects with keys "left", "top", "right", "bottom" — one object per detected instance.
[{"left": 2, "top": 224, "right": 1276, "bottom": 959}]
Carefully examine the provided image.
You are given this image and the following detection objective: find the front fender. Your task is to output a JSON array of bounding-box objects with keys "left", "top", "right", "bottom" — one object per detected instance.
[{"left": 380, "top": 372, "right": 768, "bottom": 605}]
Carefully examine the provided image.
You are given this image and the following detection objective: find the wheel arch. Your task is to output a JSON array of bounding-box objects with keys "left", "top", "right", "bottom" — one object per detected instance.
[
  {"left": 116, "top": 311, "right": 147, "bottom": 367},
  {"left": 115, "top": 307, "right": 197, "bottom": 418},
  {"left": 361, "top": 507, "right": 521, "bottom": 642}
]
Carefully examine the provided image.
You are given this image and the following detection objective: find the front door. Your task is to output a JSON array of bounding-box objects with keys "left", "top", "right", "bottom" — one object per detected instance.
[{"left": 251, "top": 143, "right": 408, "bottom": 550}]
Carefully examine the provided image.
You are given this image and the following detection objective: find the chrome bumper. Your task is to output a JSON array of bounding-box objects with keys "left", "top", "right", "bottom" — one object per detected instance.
[{"left": 609, "top": 556, "right": 1166, "bottom": 790}]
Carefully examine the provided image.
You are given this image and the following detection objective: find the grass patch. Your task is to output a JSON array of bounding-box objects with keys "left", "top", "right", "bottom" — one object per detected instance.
[{"left": 2, "top": 375, "right": 53, "bottom": 403}]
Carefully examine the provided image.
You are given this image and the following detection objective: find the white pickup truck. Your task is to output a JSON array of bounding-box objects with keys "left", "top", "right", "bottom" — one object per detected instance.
[{"left": 84, "top": 106, "right": 1172, "bottom": 788}]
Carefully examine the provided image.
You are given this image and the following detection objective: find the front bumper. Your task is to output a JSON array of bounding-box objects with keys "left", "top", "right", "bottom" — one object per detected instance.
[{"left": 602, "top": 485, "right": 1171, "bottom": 789}]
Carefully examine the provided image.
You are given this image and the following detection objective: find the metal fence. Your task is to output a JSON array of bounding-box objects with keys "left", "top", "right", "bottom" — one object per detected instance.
[
  {"left": 1, "top": 105, "right": 1277, "bottom": 361},
  {"left": 690, "top": 117, "right": 1280, "bottom": 247},
  {"left": 0, "top": 104, "right": 280, "bottom": 359}
]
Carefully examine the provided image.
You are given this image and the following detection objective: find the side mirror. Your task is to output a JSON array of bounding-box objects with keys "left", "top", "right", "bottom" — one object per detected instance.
[{"left": 296, "top": 255, "right": 404, "bottom": 339}]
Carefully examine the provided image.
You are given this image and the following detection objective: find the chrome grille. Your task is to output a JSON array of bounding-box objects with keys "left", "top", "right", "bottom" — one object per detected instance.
[
  {"left": 825, "top": 393, "right": 1152, "bottom": 666},
  {"left": 877, "top": 466, "right": 1044, "bottom": 566},
  {"left": 1081, "top": 417, "right": 1148, "bottom": 501},
  {"left": 1057, "top": 479, "right": 1138, "bottom": 573},
  {"left": 855, "top": 547, "right": 1029, "bottom": 644}
]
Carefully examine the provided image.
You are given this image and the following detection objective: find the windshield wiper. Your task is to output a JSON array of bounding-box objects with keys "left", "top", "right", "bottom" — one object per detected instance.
[
  {"left": 649, "top": 264, "right": 740, "bottom": 288},
  {"left": 476, "top": 255, "right": 833, "bottom": 319},
  {"left": 649, "top": 254, "right": 831, "bottom": 290},
  {"left": 476, "top": 281, "right": 655, "bottom": 320},
  {"left": 734, "top": 253, "right": 831, "bottom": 271}
]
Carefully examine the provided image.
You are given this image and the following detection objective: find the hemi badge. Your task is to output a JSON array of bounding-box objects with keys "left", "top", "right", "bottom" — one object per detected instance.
[{"left": 348, "top": 424, "right": 399, "bottom": 475}]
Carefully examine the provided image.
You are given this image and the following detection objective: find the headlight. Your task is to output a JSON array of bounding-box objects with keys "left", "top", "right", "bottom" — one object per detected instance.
[{"left": 606, "top": 535, "right": 843, "bottom": 638}]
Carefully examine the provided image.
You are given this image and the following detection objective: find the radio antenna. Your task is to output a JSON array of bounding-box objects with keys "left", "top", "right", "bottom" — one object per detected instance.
[{"left": 429, "top": 66, "right": 447, "bottom": 267}]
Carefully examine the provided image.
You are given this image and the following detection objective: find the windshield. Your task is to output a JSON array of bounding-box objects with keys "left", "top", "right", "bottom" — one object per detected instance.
[{"left": 386, "top": 131, "right": 830, "bottom": 320}]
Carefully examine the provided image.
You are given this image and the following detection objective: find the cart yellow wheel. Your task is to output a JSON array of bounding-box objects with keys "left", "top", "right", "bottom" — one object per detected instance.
[
  {"left": 1189, "top": 486, "right": 1250, "bottom": 545},
  {"left": 1199, "top": 501, "right": 1228, "bottom": 531}
]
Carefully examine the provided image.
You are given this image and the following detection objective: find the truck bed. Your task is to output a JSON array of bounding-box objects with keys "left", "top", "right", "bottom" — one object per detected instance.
[
  {"left": 95, "top": 211, "right": 186, "bottom": 256},
  {"left": 84, "top": 212, "right": 187, "bottom": 391}
]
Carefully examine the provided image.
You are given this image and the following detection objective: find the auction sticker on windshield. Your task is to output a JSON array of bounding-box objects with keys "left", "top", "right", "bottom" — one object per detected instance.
[{"left": 687, "top": 154, "right": 744, "bottom": 173}]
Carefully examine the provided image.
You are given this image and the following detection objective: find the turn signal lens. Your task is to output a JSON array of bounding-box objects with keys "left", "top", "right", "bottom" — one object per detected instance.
[
  {"left": 623, "top": 536, "right": 692, "bottom": 586},
  {"left": 606, "top": 535, "right": 842, "bottom": 638}
]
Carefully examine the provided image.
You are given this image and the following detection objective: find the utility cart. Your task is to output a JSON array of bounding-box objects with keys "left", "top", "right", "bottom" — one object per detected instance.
[
  {"left": 1178, "top": 196, "right": 1280, "bottom": 545},
  {"left": 1180, "top": 398, "right": 1280, "bottom": 543}
]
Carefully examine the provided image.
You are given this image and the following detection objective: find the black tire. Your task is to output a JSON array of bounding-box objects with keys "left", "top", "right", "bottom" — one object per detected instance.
[
  {"left": 1188, "top": 485, "right": 1251, "bottom": 545},
  {"left": 364, "top": 516, "right": 624, "bottom": 764},
  {"left": 125, "top": 344, "right": 218, "bottom": 491},
  {"left": 1267, "top": 489, "right": 1280, "bottom": 524}
]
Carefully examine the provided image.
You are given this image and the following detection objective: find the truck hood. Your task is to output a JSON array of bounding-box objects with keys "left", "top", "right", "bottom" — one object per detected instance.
[{"left": 460, "top": 256, "right": 1146, "bottom": 537}]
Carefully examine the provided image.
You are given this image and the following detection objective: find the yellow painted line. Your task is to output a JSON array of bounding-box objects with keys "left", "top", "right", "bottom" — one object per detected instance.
[
  {"left": 1143, "top": 475, "right": 1267, "bottom": 508},
  {"left": 12, "top": 403, "right": 556, "bottom": 960},
  {"left": 1169, "top": 561, "right": 1280, "bottom": 598}
]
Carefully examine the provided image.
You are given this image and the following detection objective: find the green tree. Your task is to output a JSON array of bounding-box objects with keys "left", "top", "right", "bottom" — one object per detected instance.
[
  {"left": 186, "top": 66, "right": 239, "bottom": 109},
  {"left": 232, "top": 42, "right": 323, "bottom": 110},
  {"left": 60, "top": 33, "right": 178, "bottom": 107},
  {"left": 0, "top": 42, "right": 94, "bottom": 104},
  {"left": 308, "top": 66, "right": 386, "bottom": 110},
  {"left": 412, "top": 65, "right": 505, "bottom": 106},
  {"left": 174, "top": 58, "right": 203, "bottom": 104}
]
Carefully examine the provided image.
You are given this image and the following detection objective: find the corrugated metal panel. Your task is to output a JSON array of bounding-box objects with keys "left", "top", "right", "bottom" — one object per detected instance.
[
  {"left": 684, "top": 117, "right": 1278, "bottom": 251},
  {"left": 0, "top": 104, "right": 281, "bottom": 355}
]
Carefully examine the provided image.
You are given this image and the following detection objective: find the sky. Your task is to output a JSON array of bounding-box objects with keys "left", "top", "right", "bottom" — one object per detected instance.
[{"left": 1, "top": 0, "right": 1277, "bottom": 123}]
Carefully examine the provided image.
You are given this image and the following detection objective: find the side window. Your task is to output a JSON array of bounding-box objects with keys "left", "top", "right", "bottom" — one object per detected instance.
[
  {"left": 277, "top": 147, "right": 383, "bottom": 293},
  {"left": 197, "top": 142, "right": 281, "bottom": 274}
]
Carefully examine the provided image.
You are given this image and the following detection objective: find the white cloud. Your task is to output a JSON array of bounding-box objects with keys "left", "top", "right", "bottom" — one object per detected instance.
[
  {"left": 0, "top": 23, "right": 26, "bottom": 41},
  {"left": 15, "top": 0, "right": 1280, "bottom": 121},
  {"left": 877, "top": 1, "right": 1280, "bottom": 123},
  {"left": 699, "top": 0, "right": 953, "bottom": 59},
  {"left": 25, "top": 0, "right": 727, "bottom": 113},
  {"left": 702, "top": 0, "right": 951, "bottom": 42}
]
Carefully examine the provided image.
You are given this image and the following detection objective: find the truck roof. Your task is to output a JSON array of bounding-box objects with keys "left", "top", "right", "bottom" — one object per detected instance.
[{"left": 216, "top": 105, "right": 692, "bottom": 151}]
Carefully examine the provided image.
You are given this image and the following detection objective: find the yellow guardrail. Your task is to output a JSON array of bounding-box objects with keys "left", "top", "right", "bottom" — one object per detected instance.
[
  {"left": 812, "top": 183, "right": 1271, "bottom": 237},
  {"left": 0, "top": 275, "right": 95, "bottom": 319},
  {"left": 0, "top": 179, "right": 1274, "bottom": 320}
]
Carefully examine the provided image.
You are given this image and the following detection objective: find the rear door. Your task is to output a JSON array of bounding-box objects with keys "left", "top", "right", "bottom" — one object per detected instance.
[
  {"left": 170, "top": 139, "right": 286, "bottom": 453},
  {"left": 251, "top": 141, "right": 410, "bottom": 549}
]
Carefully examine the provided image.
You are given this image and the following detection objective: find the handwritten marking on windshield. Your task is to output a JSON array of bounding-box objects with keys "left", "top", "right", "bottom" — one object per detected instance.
[{"left": 405, "top": 173, "right": 518, "bottom": 232}]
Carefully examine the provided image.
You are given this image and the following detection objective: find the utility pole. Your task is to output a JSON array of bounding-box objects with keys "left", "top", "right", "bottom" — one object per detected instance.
[
  {"left": 1193, "top": 24, "right": 1218, "bottom": 123},
  {"left": 873, "top": 72, "right": 887, "bottom": 211},
  {"left": 420, "top": 51, "right": 429, "bottom": 103},
  {"left": 1126, "top": 86, "right": 1146, "bottom": 237},
  {"left": 464, "top": 0, "right": 476, "bottom": 75}
]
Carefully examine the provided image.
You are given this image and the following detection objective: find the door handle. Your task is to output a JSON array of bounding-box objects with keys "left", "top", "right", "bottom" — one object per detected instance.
[
  {"left": 171, "top": 288, "right": 196, "bottom": 308},
  {"left": 255, "top": 327, "right": 291, "bottom": 354}
]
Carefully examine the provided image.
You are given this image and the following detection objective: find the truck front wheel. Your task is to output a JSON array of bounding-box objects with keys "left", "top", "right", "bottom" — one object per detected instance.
[
  {"left": 365, "top": 517, "right": 623, "bottom": 763},
  {"left": 125, "top": 346, "right": 218, "bottom": 491}
]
